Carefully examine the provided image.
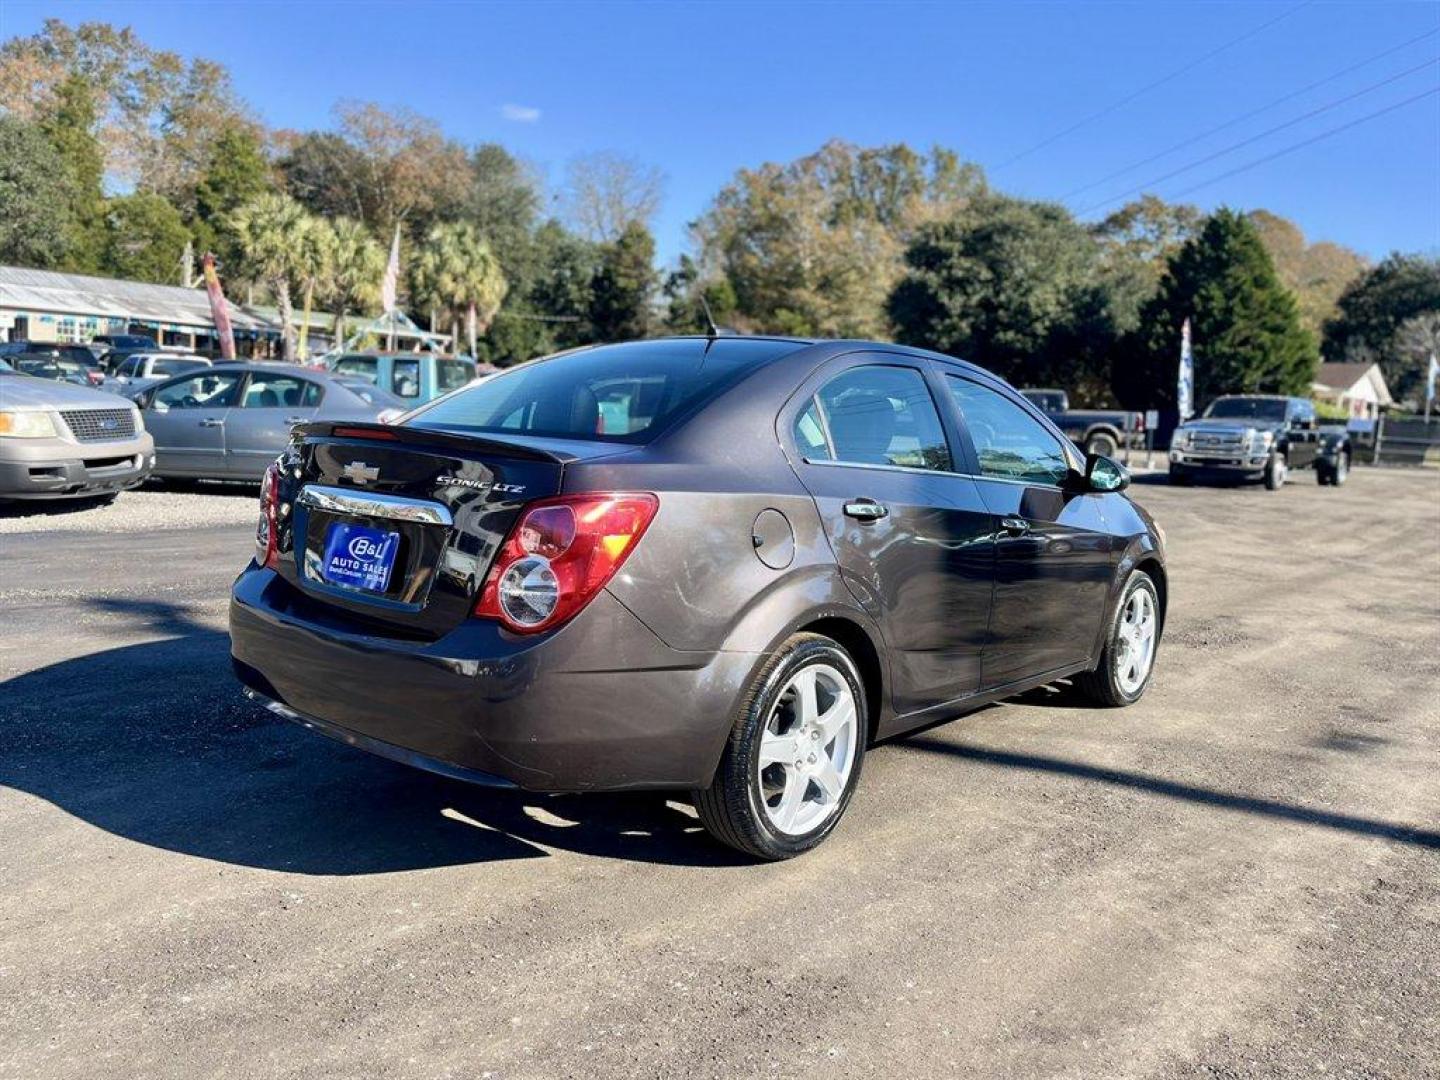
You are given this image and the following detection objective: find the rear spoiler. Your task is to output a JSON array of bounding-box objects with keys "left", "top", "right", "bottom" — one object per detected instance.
[{"left": 295, "top": 420, "right": 570, "bottom": 464}]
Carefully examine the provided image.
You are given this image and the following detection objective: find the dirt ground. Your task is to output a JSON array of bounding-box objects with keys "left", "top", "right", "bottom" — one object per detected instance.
[{"left": 2, "top": 468, "right": 1437, "bottom": 1079}]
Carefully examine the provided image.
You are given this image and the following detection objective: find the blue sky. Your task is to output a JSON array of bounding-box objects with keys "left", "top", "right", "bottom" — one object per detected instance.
[{"left": 4, "top": 0, "right": 1437, "bottom": 266}]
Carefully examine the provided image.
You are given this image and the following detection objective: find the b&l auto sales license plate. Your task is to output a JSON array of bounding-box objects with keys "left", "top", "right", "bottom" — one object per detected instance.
[{"left": 321, "top": 523, "right": 400, "bottom": 593}]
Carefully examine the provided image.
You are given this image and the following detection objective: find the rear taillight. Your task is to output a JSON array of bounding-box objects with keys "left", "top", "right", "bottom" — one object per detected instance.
[
  {"left": 475, "top": 493, "right": 658, "bottom": 634},
  {"left": 256, "top": 461, "right": 281, "bottom": 569}
]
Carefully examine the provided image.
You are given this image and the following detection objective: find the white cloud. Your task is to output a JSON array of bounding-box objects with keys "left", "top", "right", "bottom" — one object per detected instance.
[{"left": 500, "top": 103, "right": 541, "bottom": 123}]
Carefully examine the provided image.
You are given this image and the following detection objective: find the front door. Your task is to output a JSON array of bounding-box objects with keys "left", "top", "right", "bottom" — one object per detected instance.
[
  {"left": 941, "top": 375, "right": 1116, "bottom": 688},
  {"left": 143, "top": 370, "right": 243, "bottom": 476},
  {"left": 226, "top": 370, "right": 324, "bottom": 479},
  {"left": 789, "top": 360, "right": 995, "bottom": 716}
]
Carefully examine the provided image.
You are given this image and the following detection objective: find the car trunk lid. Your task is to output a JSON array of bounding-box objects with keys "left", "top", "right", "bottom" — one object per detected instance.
[{"left": 275, "top": 422, "right": 628, "bottom": 637}]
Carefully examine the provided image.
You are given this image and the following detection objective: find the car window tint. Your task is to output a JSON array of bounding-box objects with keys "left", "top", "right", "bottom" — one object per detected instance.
[
  {"left": 437, "top": 359, "right": 472, "bottom": 392},
  {"left": 409, "top": 338, "right": 800, "bottom": 444},
  {"left": 816, "top": 365, "right": 951, "bottom": 471},
  {"left": 241, "top": 372, "right": 320, "bottom": 409},
  {"left": 793, "top": 398, "right": 831, "bottom": 460},
  {"left": 154, "top": 372, "right": 241, "bottom": 410},
  {"left": 946, "top": 377, "right": 1071, "bottom": 485},
  {"left": 334, "top": 356, "right": 378, "bottom": 383}
]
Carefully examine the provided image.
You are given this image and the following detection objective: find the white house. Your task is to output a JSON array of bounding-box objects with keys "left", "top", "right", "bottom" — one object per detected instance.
[{"left": 1312, "top": 362, "right": 1393, "bottom": 420}]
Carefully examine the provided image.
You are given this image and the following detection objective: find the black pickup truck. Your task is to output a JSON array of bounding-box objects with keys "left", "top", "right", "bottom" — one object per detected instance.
[
  {"left": 1169, "top": 395, "right": 1352, "bottom": 490},
  {"left": 1020, "top": 389, "right": 1145, "bottom": 457}
]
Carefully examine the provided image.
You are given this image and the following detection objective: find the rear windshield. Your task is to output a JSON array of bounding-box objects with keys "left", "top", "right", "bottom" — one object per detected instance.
[{"left": 405, "top": 338, "right": 803, "bottom": 444}]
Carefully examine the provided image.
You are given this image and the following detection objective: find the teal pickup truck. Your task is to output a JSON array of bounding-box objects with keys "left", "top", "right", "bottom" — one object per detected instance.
[{"left": 328, "top": 352, "right": 479, "bottom": 405}]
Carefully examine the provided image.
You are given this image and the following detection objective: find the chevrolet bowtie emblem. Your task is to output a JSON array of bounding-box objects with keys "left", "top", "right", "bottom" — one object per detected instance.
[{"left": 342, "top": 461, "right": 379, "bottom": 484}]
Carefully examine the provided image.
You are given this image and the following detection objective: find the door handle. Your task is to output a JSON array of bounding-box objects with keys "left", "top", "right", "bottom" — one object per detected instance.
[
  {"left": 999, "top": 516, "right": 1030, "bottom": 536},
  {"left": 197, "top": 418, "right": 225, "bottom": 428},
  {"left": 284, "top": 416, "right": 308, "bottom": 425},
  {"left": 843, "top": 499, "right": 889, "bottom": 522}
]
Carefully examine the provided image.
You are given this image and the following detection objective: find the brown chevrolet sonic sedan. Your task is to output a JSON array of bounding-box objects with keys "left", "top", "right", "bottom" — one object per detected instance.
[{"left": 230, "top": 337, "right": 1166, "bottom": 859}]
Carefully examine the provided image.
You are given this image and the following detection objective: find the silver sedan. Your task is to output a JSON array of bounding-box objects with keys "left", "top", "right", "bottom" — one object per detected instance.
[{"left": 129, "top": 363, "right": 387, "bottom": 481}]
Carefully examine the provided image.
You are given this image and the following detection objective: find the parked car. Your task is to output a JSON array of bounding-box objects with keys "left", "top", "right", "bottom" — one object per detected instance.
[
  {"left": 230, "top": 336, "right": 1167, "bottom": 860},
  {"left": 92, "top": 334, "right": 157, "bottom": 353},
  {"left": 0, "top": 365, "right": 154, "bottom": 502},
  {"left": 331, "top": 374, "right": 412, "bottom": 422},
  {"left": 130, "top": 362, "right": 391, "bottom": 481},
  {"left": 105, "top": 352, "right": 211, "bottom": 395},
  {"left": 328, "top": 352, "right": 481, "bottom": 404},
  {"left": 7, "top": 344, "right": 107, "bottom": 388},
  {"left": 1020, "top": 389, "right": 1145, "bottom": 458},
  {"left": 1169, "top": 395, "right": 1351, "bottom": 489}
]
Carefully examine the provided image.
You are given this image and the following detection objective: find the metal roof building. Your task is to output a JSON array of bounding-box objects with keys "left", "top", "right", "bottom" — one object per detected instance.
[{"left": 0, "top": 265, "right": 278, "bottom": 348}]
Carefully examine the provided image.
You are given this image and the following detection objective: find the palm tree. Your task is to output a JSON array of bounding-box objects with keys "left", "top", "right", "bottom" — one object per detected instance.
[
  {"left": 328, "top": 218, "right": 384, "bottom": 347},
  {"left": 229, "top": 193, "right": 309, "bottom": 360},
  {"left": 414, "top": 222, "right": 508, "bottom": 356},
  {"left": 294, "top": 216, "right": 336, "bottom": 359}
]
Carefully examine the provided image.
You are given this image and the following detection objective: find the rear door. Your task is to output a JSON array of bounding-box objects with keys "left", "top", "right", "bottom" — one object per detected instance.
[
  {"left": 143, "top": 370, "right": 242, "bottom": 475},
  {"left": 940, "top": 374, "right": 1115, "bottom": 687},
  {"left": 227, "top": 369, "right": 324, "bottom": 478},
  {"left": 786, "top": 356, "right": 995, "bottom": 715},
  {"left": 1285, "top": 399, "right": 1319, "bottom": 468}
]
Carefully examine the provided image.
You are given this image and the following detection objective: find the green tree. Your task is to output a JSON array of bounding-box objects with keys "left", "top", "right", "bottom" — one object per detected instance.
[
  {"left": 0, "top": 116, "right": 74, "bottom": 268},
  {"left": 229, "top": 192, "right": 310, "bottom": 360},
  {"left": 99, "top": 192, "right": 190, "bottom": 283},
  {"left": 478, "top": 220, "right": 598, "bottom": 366},
  {"left": 293, "top": 216, "right": 336, "bottom": 358},
  {"left": 191, "top": 124, "right": 272, "bottom": 271},
  {"left": 1322, "top": 253, "right": 1440, "bottom": 403},
  {"left": 1116, "top": 208, "right": 1315, "bottom": 410},
  {"left": 888, "top": 195, "right": 1118, "bottom": 398},
  {"left": 412, "top": 222, "right": 508, "bottom": 355},
  {"left": 693, "top": 140, "right": 986, "bottom": 336},
  {"left": 39, "top": 73, "right": 105, "bottom": 271},
  {"left": 327, "top": 217, "right": 384, "bottom": 346},
  {"left": 589, "top": 221, "right": 656, "bottom": 341},
  {"left": 662, "top": 253, "right": 737, "bottom": 334}
]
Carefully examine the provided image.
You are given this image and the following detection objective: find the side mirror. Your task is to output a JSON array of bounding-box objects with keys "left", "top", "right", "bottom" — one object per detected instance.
[{"left": 1085, "top": 453, "right": 1130, "bottom": 493}]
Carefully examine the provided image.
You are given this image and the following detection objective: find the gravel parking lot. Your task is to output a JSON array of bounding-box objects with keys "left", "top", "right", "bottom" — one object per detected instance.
[{"left": 2, "top": 469, "right": 1437, "bottom": 1079}]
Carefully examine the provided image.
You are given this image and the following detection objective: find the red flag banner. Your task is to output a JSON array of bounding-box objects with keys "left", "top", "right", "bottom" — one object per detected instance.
[{"left": 202, "top": 252, "right": 236, "bottom": 361}]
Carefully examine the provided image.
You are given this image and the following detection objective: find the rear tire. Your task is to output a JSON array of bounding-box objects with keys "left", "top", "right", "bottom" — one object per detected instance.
[
  {"left": 1086, "top": 431, "right": 1120, "bottom": 458},
  {"left": 1168, "top": 465, "right": 1191, "bottom": 487},
  {"left": 1075, "top": 570, "right": 1160, "bottom": 707},
  {"left": 1264, "top": 452, "right": 1287, "bottom": 490},
  {"left": 1319, "top": 451, "right": 1349, "bottom": 487},
  {"left": 693, "top": 633, "right": 866, "bottom": 861}
]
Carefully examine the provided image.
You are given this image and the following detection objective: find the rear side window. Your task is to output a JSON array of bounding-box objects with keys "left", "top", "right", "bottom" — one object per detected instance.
[
  {"left": 814, "top": 365, "right": 952, "bottom": 471},
  {"left": 793, "top": 400, "right": 831, "bottom": 460},
  {"left": 408, "top": 338, "right": 803, "bottom": 444},
  {"left": 946, "top": 377, "right": 1071, "bottom": 485},
  {"left": 241, "top": 372, "right": 323, "bottom": 408}
]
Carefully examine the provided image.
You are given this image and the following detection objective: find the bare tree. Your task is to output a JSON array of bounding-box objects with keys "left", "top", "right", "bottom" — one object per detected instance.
[{"left": 563, "top": 151, "right": 664, "bottom": 243}]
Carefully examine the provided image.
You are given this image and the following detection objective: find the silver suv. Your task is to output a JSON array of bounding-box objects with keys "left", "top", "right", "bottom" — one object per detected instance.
[{"left": 0, "top": 364, "right": 155, "bottom": 501}]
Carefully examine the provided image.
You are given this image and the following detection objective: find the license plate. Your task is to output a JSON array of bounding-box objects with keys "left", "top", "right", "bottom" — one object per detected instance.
[{"left": 320, "top": 523, "right": 399, "bottom": 593}]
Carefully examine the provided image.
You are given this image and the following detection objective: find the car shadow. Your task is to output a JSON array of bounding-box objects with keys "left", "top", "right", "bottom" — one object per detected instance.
[
  {"left": 0, "top": 494, "right": 118, "bottom": 518},
  {"left": 0, "top": 600, "right": 749, "bottom": 874}
]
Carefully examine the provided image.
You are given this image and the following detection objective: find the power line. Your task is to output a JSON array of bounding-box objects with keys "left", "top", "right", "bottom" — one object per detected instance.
[
  {"left": 992, "top": 1, "right": 1310, "bottom": 172},
  {"left": 1167, "top": 85, "right": 1440, "bottom": 200},
  {"left": 1079, "top": 54, "right": 1440, "bottom": 214},
  {"left": 1061, "top": 25, "right": 1440, "bottom": 202}
]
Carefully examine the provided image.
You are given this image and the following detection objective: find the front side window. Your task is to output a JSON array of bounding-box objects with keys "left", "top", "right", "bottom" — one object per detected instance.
[
  {"left": 815, "top": 365, "right": 952, "bottom": 471},
  {"left": 437, "top": 359, "right": 473, "bottom": 392},
  {"left": 946, "top": 377, "right": 1071, "bottom": 486},
  {"left": 153, "top": 372, "right": 242, "bottom": 411},
  {"left": 334, "top": 356, "right": 378, "bottom": 383},
  {"left": 240, "top": 372, "right": 322, "bottom": 408}
]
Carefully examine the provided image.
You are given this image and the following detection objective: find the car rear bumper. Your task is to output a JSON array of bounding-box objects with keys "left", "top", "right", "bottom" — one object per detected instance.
[
  {"left": 0, "top": 433, "right": 154, "bottom": 499},
  {"left": 228, "top": 564, "right": 758, "bottom": 792}
]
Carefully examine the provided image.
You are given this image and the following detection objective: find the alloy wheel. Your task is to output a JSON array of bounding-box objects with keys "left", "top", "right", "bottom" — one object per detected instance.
[
  {"left": 756, "top": 664, "right": 858, "bottom": 836},
  {"left": 1113, "top": 587, "right": 1158, "bottom": 695}
]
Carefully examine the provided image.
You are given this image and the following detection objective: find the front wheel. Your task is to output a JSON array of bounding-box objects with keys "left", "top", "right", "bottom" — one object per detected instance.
[
  {"left": 1075, "top": 570, "right": 1161, "bottom": 707},
  {"left": 693, "top": 633, "right": 866, "bottom": 860},
  {"left": 1264, "top": 452, "right": 1287, "bottom": 490}
]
